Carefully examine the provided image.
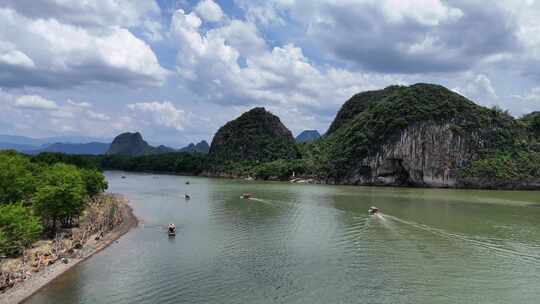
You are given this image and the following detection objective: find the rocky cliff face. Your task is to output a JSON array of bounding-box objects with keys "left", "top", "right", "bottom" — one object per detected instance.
[
  {"left": 209, "top": 107, "right": 297, "bottom": 164},
  {"left": 323, "top": 83, "right": 526, "bottom": 187},
  {"left": 336, "top": 123, "right": 478, "bottom": 187}
]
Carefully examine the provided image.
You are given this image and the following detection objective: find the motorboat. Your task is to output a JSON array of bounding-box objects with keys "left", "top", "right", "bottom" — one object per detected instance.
[
  {"left": 240, "top": 193, "right": 251, "bottom": 199},
  {"left": 185, "top": 181, "right": 190, "bottom": 185},
  {"left": 184, "top": 194, "right": 191, "bottom": 200},
  {"left": 368, "top": 206, "right": 380, "bottom": 215},
  {"left": 168, "top": 224, "right": 176, "bottom": 236}
]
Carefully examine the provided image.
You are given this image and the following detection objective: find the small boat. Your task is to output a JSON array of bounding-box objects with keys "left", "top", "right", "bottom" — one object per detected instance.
[
  {"left": 185, "top": 181, "right": 190, "bottom": 185},
  {"left": 368, "top": 206, "right": 380, "bottom": 215},
  {"left": 121, "top": 176, "right": 126, "bottom": 179},
  {"left": 240, "top": 193, "right": 251, "bottom": 199},
  {"left": 184, "top": 194, "right": 191, "bottom": 200},
  {"left": 168, "top": 224, "right": 176, "bottom": 236}
]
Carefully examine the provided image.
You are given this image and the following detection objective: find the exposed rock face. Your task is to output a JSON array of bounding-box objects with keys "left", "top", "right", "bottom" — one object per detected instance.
[
  {"left": 209, "top": 107, "right": 297, "bottom": 163},
  {"left": 107, "top": 132, "right": 174, "bottom": 156},
  {"left": 338, "top": 123, "right": 477, "bottom": 187},
  {"left": 295, "top": 130, "right": 321, "bottom": 143},
  {"left": 324, "top": 83, "right": 525, "bottom": 187}
]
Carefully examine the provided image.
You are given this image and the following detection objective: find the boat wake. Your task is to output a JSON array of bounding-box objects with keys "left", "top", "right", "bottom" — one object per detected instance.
[{"left": 381, "top": 214, "right": 540, "bottom": 265}]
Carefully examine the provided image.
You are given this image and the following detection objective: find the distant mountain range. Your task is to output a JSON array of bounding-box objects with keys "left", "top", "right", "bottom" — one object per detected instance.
[
  {"left": 178, "top": 141, "right": 210, "bottom": 153},
  {"left": 0, "top": 134, "right": 111, "bottom": 146},
  {"left": 295, "top": 130, "right": 321, "bottom": 143},
  {"left": 0, "top": 133, "right": 208, "bottom": 156},
  {"left": 106, "top": 132, "right": 209, "bottom": 156},
  {"left": 26, "top": 142, "right": 111, "bottom": 155},
  {"left": 0, "top": 134, "right": 111, "bottom": 155}
]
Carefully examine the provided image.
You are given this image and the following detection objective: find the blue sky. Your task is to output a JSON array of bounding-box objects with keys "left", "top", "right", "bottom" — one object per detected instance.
[{"left": 1, "top": 0, "right": 540, "bottom": 147}]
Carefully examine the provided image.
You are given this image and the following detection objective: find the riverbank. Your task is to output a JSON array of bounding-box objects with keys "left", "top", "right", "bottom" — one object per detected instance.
[{"left": 0, "top": 194, "right": 138, "bottom": 304}]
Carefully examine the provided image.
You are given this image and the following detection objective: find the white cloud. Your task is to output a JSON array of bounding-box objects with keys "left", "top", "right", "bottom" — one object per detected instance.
[
  {"left": 128, "top": 101, "right": 186, "bottom": 130},
  {"left": 86, "top": 110, "right": 111, "bottom": 121},
  {"left": 15, "top": 95, "right": 59, "bottom": 110},
  {"left": 380, "top": 0, "right": 463, "bottom": 26},
  {"left": 0, "top": 8, "right": 168, "bottom": 88},
  {"left": 0, "top": 49, "right": 34, "bottom": 68},
  {"left": 170, "top": 7, "right": 401, "bottom": 122},
  {"left": 461, "top": 74, "right": 498, "bottom": 100},
  {"left": 67, "top": 100, "right": 92, "bottom": 108},
  {"left": 142, "top": 20, "right": 164, "bottom": 42},
  {"left": 0, "top": 0, "right": 160, "bottom": 28},
  {"left": 195, "top": 0, "right": 224, "bottom": 22}
]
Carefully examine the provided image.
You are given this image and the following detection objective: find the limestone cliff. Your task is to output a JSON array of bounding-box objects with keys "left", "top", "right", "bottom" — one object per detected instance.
[
  {"left": 322, "top": 83, "right": 527, "bottom": 187},
  {"left": 334, "top": 123, "right": 475, "bottom": 187}
]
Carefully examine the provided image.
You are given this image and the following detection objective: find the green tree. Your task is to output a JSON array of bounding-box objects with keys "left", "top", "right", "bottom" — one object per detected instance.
[
  {"left": 0, "top": 152, "right": 36, "bottom": 204},
  {"left": 33, "top": 164, "right": 86, "bottom": 232},
  {"left": 80, "top": 168, "right": 108, "bottom": 196},
  {"left": 0, "top": 230, "right": 7, "bottom": 256},
  {"left": 0, "top": 203, "right": 42, "bottom": 256}
]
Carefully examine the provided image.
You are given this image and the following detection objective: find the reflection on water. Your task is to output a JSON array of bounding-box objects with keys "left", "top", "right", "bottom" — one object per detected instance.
[{"left": 26, "top": 171, "right": 540, "bottom": 304}]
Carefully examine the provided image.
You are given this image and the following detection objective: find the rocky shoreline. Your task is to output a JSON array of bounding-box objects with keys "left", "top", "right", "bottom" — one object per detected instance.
[{"left": 0, "top": 194, "right": 138, "bottom": 304}]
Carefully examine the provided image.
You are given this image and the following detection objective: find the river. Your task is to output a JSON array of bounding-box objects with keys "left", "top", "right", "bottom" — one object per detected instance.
[{"left": 25, "top": 171, "right": 540, "bottom": 303}]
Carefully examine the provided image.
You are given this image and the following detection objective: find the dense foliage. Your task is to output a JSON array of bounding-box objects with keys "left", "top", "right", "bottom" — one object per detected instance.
[
  {"left": 460, "top": 152, "right": 540, "bottom": 184},
  {"left": 0, "top": 151, "right": 38, "bottom": 203},
  {"left": 209, "top": 107, "right": 298, "bottom": 166},
  {"left": 318, "top": 84, "right": 526, "bottom": 179},
  {"left": 100, "top": 153, "right": 208, "bottom": 174},
  {"left": 0, "top": 151, "right": 108, "bottom": 257},
  {"left": 33, "top": 163, "right": 87, "bottom": 230},
  {"left": 0, "top": 203, "right": 42, "bottom": 256}
]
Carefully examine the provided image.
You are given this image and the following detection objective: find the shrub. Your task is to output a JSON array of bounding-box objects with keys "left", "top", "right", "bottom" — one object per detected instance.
[{"left": 0, "top": 203, "right": 42, "bottom": 256}]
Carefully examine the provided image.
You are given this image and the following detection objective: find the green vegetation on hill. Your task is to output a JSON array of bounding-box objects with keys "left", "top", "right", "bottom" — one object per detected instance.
[
  {"left": 209, "top": 107, "right": 298, "bottom": 167},
  {"left": 326, "top": 85, "right": 402, "bottom": 135},
  {"left": 0, "top": 151, "right": 108, "bottom": 256},
  {"left": 101, "top": 153, "right": 208, "bottom": 174},
  {"left": 6, "top": 83, "right": 540, "bottom": 193},
  {"left": 321, "top": 84, "right": 526, "bottom": 179}
]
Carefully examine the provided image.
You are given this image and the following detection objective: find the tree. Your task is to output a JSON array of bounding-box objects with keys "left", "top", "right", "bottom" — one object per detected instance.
[
  {"left": 0, "top": 203, "right": 42, "bottom": 256},
  {"left": 80, "top": 168, "right": 108, "bottom": 196},
  {"left": 33, "top": 164, "right": 86, "bottom": 232},
  {"left": 0, "top": 152, "right": 37, "bottom": 204},
  {"left": 0, "top": 230, "right": 7, "bottom": 256}
]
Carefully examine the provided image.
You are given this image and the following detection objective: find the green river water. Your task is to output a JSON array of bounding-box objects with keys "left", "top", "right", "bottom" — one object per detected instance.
[{"left": 25, "top": 171, "right": 540, "bottom": 303}]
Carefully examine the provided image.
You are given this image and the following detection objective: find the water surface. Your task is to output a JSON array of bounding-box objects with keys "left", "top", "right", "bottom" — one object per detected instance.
[{"left": 26, "top": 171, "right": 540, "bottom": 304}]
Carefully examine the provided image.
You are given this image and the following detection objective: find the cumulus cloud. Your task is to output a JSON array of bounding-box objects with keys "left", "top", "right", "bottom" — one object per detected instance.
[
  {"left": 170, "top": 7, "right": 400, "bottom": 115},
  {"left": 128, "top": 101, "right": 186, "bottom": 131},
  {"left": 451, "top": 73, "right": 499, "bottom": 108},
  {"left": 195, "top": 0, "right": 224, "bottom": 22},
  {"left": 237, "top": 0, "right": 520, "bottom": 74},
  {"left": 15, "top": 95, "right": 59, "bottom": 110},
  {"left": 67, "top": 100, "right": 92, "bottom": 108},
  {"left": 0, "top": 0, "right": 159, "bottom": 28},
  {"left": 0, "top": 91, "right": 117, "bottom": 138},
  {"left": 0, "top": 6, "right": 168, "bottom": 88}
]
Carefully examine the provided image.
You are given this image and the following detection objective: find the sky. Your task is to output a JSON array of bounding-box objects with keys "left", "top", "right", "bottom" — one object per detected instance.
[{"left": 1, "top": 0, "right": 540, "bottom": 147}]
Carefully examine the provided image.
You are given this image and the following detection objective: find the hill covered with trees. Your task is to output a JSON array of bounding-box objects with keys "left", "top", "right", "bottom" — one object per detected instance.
[
  {"left": 208, "top": 107, "right": 298, "bottom": 167},
  {"left": 16, "top": 83, "right": 540, "bottom": 189}
]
